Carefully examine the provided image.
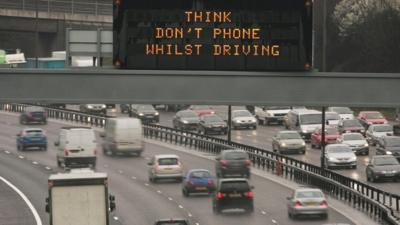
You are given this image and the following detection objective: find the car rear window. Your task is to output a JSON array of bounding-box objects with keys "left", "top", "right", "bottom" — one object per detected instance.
[
  {"left": 220, "top": 181, "right": 250, "bottom": 192},
  {"left": 224, "top": 151, "right": 248, "bottom": 160},
  {"left": 296, "top": 191, "right": 323, "bottom": 198},
  {"left": 158, "top": 158, "right": 179, "bottom": 165},
  {"left": 25, "top": 130, "right": 43, "bottom": 136},
  {"left": 190, "top": 171, "right": 211, "bottom": 178}
]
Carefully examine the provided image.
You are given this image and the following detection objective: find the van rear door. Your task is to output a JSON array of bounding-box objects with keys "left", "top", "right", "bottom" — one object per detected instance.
[{"left": 65, "top": 129, "right": 96, "bottom": 157}]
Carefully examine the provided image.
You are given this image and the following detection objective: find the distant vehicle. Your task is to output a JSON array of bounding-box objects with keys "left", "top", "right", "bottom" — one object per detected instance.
[
  {"left": 283, "top": 109, "right": 322, "bottom": 140},
  {"left": 79, "top": 104, "right": 107, "bottom": 115},
  {"left": 212, "top": 178, "right": 254, "bottom": 214},
  {"left": 255, "top": 106, "right": 291, "bottom": 125},
  {"left": 129, "top": 104, "right": 159, "bottom": 123},
  {"left": 365, "top": 124, "right": 394, "bottom": 146},
  {"left": 366, "top": 155, "right": 400, "bottom": 182},
  {"left": 337, "top": 133, "right": 369, "bottom": 155},
  {"left": 182, "top": 169, "right": 215, "bottom": 197},
  {"left": 20, "top": 106, "right": 47, "bottom": 124},
  {"left": 272, "top": 131, "right": 306, "bottom": 154},
  {"left": 188, "top": 105, "right": 215, "bottom": 116},
  {"left": 197, "top": 114, "right": 227, "bottom": 135},
  {"left": 325, "top": 112, "right": 340, "bottom": 126},
  {"left": 327, "top": 107, "right": 354, "bottom": 120},
  {"left": 101, "top": 118, "right": 144, "bottom": 156},
  {"left": 310, "top": 127, "right": 339, "bottom": 149},
  {"left": 154, "top": 219, "right": 189, "bottom": 225},
  {"left": 376, "top": 136, "right": 400, "bottom": 159},
  {"left": 231, "top": 110, "right": 257, "bottom": 130},
  {"left": 337, "top": 119, "right": 365, "bottom": 135},
  {"left": 119, "top": 104, "right": 130, "bottom": 113},
  {"left": 215, "top": 149, "right": 251, "bottom": 178},
  {"left": 16, "top": 128, "right": 47, "bottom": 151},
  {"left": 287, "top": 187, "right": 328, "bottom": 219},
  {"left": 324, "top": 144, "right": 357, "bottom": 169},
  {"left": 358, "top": 111, "right": 387, "bottom": 128},
  {"left": 172, "top": 110, "right": 200, "bottom": 131},
  {"left": 148, "top": 154, "right": 183, "bottom": 183},
  {"left": 46, "top": 169, "right": 116, "bottom": 225},
  {"left": 47, "top": 104, "right": 66, "bottom": 109},
  {"left": 55, "top": 127, "right": 97, "bottom": 168}
]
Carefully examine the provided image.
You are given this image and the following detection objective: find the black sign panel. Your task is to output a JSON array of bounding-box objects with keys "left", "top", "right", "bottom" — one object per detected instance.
[{"left": 113, "top": 0, "right": 313, "bottom": 71}]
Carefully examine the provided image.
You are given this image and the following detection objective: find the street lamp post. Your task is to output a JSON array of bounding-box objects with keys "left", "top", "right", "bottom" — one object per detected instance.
[
  {"left": 320, "top": 106, "right": 326, "bottom": 169},
  {"left": 35, "top": 0, "right": 39, "bottom": 68},
  {"left": 227, "top": 105, "right": 232, "bottom": 143}
]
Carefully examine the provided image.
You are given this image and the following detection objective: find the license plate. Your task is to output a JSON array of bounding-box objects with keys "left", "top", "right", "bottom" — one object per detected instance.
[
  {"left": 146, "top": 116, "right": 153, "bottom": 118},
  {"left": 229, "top": 193, "right": 242, "bottom": 198},
  {"left": 384, "top": 174, "right": 394, "bottom": 177},
  {"left": 195, "top": 187, "right": 207, "bottom": 191},
  {"left": 305, "top": 202, "right": 318, "bottom": 206},
  {"left": 164, "top": 168, "right": 172, "bottom": 170}
]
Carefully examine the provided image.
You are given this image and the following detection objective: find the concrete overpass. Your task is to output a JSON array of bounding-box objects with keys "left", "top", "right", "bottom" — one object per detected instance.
[{"left": 0, "top": 0, "right": 112, "bottom": 58}]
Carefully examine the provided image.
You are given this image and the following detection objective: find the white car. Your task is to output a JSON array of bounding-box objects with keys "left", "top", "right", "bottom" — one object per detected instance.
[
  {"left": 324, "top": 144, "right": 357, "bottom": 169},
  {"left": 231, "top": 110, "right": 257, "bottom": 130},
  {"left": 325, "top": 112, "right": 340, "bottom": 127},
  {"left": 365, "top": 124, "right": 394, "bottom": 146},
  {"left": 337, "top": 133, "right": 369, "bottom": 155},
  {"left": 255, "top": 106, "right": 291, "bottom": 125},
  {"left": 327, "top": 107, "right": 354, "bottom": 120}
]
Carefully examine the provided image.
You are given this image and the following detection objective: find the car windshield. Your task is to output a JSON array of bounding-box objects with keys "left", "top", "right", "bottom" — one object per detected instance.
[
  {"left": 365, "top": 112, "right": 384, "bottom": 119},
  {"left": 138, "top": 105, "right": 155, "bottom": 110},
  {"left": 326, "top": 113, "right": 340, "bottom": 120},
  {"left": 180, "top": 111, "right": 198, "bottom": 118},
  {"left": 25, "top": 130, "right": 43, "bottom": 136},
  {"left": 295, "top": 191, "right": 324, "bottom": 198},
  {"left": 233, "top": 111, "right": 252, "bottom": 117},
  {"left": 300, "top": 114, "right": 321, "bottom": 125},
  {"left": 220, "top": 181, "right": 250, "bottom": 192},
  {"left": 190, "top": 171, "right": 211, "bottom": 178},
  {"left": 343, "top": 120, "right": 361, "bottom": 127},
  {"left": 224, "top": 151, "right": 248, "bottom": 160},
  {"left": 203, "top": 115, "right": 223, "bottom": 122},
  {"left": 386, "top": 138, "right": 400, "bottom": 147},
  {"left": 373, "top": 125, "right": 392, "bottom": 132},
  {"left": 374, "top": 157, "right": 400, "bottom": 166},
  {"left": 325, "top": 128, "right": 338, "bottom": 135},
  {"left": 264, "top": 106, "right": 290, "bottom": 110},
  {"left": 343, "top": 134, "right": 363, "bottom": 140},
  {"left": 331, "top": 107, "right": 352, "bottom": 114},
  {"left": 327, "top": 147, "right": 351, "bottom": 153},
  {"left": 280, "top": 133, "right": 301, "bottom": 139},
  {"left": 158, "top": 158, "right": 178, "bottom": 165}
]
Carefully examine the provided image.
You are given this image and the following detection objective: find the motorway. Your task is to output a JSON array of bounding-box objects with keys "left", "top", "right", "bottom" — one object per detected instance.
[{"left": 0, "top": 110, "right": 359, "bottom": 225}]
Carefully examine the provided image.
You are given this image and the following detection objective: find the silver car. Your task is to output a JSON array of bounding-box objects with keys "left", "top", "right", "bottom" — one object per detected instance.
[
  {"left": 287, "top": 187, "right": 328, "bottom": 219},
  {"left": 148, "top": 154, "right": 184, "bottom": 183},
  {"left": 231, "top": 110, "right": 257, "bottom": 130},
  {"left": 325, "top": 144, "right": 357, "bottom": 169},
  {"left": 272, "top": 131, "right": 306, "bottom": 154},
  {"left": 337, "top": 133, "right": 369, "bottom": 155}
]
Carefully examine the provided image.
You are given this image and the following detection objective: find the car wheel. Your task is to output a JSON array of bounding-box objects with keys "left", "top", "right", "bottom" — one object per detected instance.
[
  {"left": 43, "top": 146, "right": 48, "bottom": 151},
  {"left": 370, "top": 175, "right": 376, "bottom": 183},
  {"left": 300, "top": 150, "right": 305, "bottom": 155},
  {"left": 57, "top": 158, "right": 62, "bottom": 168},
  {"left": 20, "top": 145, "right": 25, "bottom": 151},
  {"left": 177, "top": 177, "right": 183, "bottom": 183},
  {"left": 321, "top": 213, "right": 328, "bottom": 220},
  {"left": 253, "top": 125, "right": 257, "bottom": 130},
  {"left": 213, "top": 204, "right": 221, "bottom": 214},
  {"left": 311, "top": 142, "right": 315, "bottom": 148},
  {"left": 352, "top": 165, "right": 357, "bottom": 169},
  {"left": 246, "top": 205, "right": 254, "bottom": 213},
  {"left": 17, "top": 144, "right": 21, "bottom": 151},
  {"left": 182, "top": 188, "right": 189, "bottom": 197}
]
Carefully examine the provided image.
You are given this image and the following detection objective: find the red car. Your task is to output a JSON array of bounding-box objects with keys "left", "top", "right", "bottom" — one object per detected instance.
[
  {"left": 189, "top": 105, "right": 215, "bottom": 116},
  {"left": 358, "top": 111, "right": 387, "bottom": 128},
  {"left": 311, "top": 127, "right": 339, "bottom": 149}
]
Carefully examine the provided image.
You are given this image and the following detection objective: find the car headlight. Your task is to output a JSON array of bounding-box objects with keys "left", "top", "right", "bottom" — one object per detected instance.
[
  {"left": 210, "top": 111, "right": 215, "bottom": 114},
  {"left": 101, "top": 105, "right": 106, "bottom": 109},
  {"left": 328, "top": 157, "right": 336, "bottom": 161},
  {"left": 360, "top": 129, "right": 365, "bottom": 133},
  {"left": 139, "top": 113, "right": 144, "bottom": 116},
  {"left": 251, "top": 119, "right": 256, "bottom": 123},
  {"left": 364, "top": 143, "right": 369, "bottom": 147},
  {"left": 87, "top": 105, "right": 93, "bottom": 109},
  {"left": 302, "top": 129, "right": 308, "bottom": 134},
  {"left": 350, "top": 156, "right": 357, "bottom": 161},
  {"left": 386, "top": 151, "right": 393, "bottom": 155},
  {"left": 182, "top": 120, "right": 189, "bottom": 124},
  {"left": 235, "top": 120, "right": 241, "bottom": 123},
  {"left": 281, "top": 143, "right": 286, "bottom": 147},
  {"left": 155, "top": 112, "right": 159, "bottom": 116},
  {"left": 301, "top": 142, "right": 306, "bottom": 146}
]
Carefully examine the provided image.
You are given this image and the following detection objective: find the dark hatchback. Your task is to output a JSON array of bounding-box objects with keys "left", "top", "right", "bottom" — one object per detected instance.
[
  {"left": 19, "top": 106, "right": 47, "bottom": 124},
  {"left": 16, "top": 128, "right": 47, "bottom": 151},
  {"left": 212, "top": 178, "right": 254, "bottom": 214},
  {"left": 215, "top": 150, "right": 251, "bottom": 178},
  {"left": 198, "top": 114, "right": 227, "bottom": 135},
  {"left": 366, "top": 155, "right": 400, "bottom": 182},
  {"left": 172, "top": 110, "right": 200, "bottom": 131},
  {"left": 129, "top": 104, "right": 159, "bottom": 123},
  {"left": 338, "top": 119, "right": 365, "bottom": 135},
  {"left": 376, "top": 136, "right": 400, "bottom": 159}
]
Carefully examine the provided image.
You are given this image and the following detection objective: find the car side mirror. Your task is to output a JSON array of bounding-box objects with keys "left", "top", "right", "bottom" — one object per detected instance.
[
  {"left": 45, "top": 197, "right": 49, "bottom": 213},
  {"left": 54, "top": 141, "right": 59, "bottom": 146},
  {"left": 109, "top": 195, "right": 116, "bottom": 212}
]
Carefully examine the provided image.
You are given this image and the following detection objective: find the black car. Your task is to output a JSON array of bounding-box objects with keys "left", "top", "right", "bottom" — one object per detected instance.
[
  {"left": 129, "top": 104, "right": 159, "bottom": 123},
  {"left": 20, "top": 106, "right": 47, "bottom": 124},
  {"left": 172, "top": 110, "right": 199, "bottom": 131},
  {"left": 212, "top": 178, "right": 254, "bottom": 214},
  {"left": 366, "top": 155, "right": 400, "bottom": 182},
  {"left": 120, "top": 104, "right": 130, "bottom": 113},
  {"left": 215, "top": 149, "right": 251, "bottom": 178},
  {"left": 376, "top": 136, "right": 400, "bottom": 159},
  {"left": 198, "top": 114, "right": 227, "bottom": 135},
  {"left": 154, "top": 219, "right": 189, "bottom": 225}
]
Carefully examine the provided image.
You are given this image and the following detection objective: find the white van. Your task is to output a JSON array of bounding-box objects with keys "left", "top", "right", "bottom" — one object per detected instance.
[
  {"left": 55, "top": 127, "right": 97, "bottom": 168},
  {"left": 101, "top": 118, "right": 144, "bottom": 156},
  {"left": 284, "top": 109, "right": 322, "bottom": 140}
]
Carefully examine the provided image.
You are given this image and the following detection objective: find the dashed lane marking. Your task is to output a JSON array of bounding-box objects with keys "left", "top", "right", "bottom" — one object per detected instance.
[
  {"left": 168, "top": 197, "right": 173, "bottom": 201},
  {"left": 178, "top": 205, "right": 183, "bottom": 209},
  {"left": 45, "top": 166, "right": 51, "bottom": 170},
  {"left": 157, "top": 190, "right": 162, "bottom": 194},
  {"left": 131, "top": 176, "right": 136, "bottom": 180},
  {"left": 261, "top": 211, "right": 266, "bottom": 215},
  {"left": 144, "top": 183, "right": 149, "bottom": 186},
  {"left": 32, "top": 161, "right": 38, "bottom": 165},
  {"left": 5, "top": 151, "right": 10, "bottom": 154}
]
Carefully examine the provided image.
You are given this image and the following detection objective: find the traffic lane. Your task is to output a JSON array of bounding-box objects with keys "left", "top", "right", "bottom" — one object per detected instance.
[
  {"left": 106, "top": 142, "right": 355, "bottom": 225},
  {"left": 0, "top": 150, "right": 51, "bottom": 225}
]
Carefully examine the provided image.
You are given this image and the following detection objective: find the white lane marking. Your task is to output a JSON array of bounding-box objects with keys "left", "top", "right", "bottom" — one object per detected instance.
[
  {"left": 168, "top": 197, "right": 173, "bottom": 201},
  {"left": 271, "top": 219, "right": 278, "bottom": 224},
  {"left": 195, "top": 223, "right": 200, "bottom": 225},
  {"left": 0, "top": 176, "right": 42, "bottom": 225},
  {"left": 113, "top": 216, "right": 119, "bottom": 220},
  {"left": 131, "top": 176, "right": 136, "bottom": 180},
  {"left": 178, "top": 205, "right": 183, "bottom": 209},
  {"left": 32, "top": 161, "right": 38, "bottom": 165},
  {"left": 261, "top": 211, "right": 266, "bottom": 215},
  {"left": 45, "top": 166, "right": 51, "bottom": 170},
  {"left": 144, "top": 183, "right": 149, "bottom": 186},
  {"left": 5, "top": 151, "right": 10, "bottom": 154},
  {"left": 157, "top": 190, "right": 162, "bottom": 194},
  {"left": 118, "top": 170, "right": 123, "bottom": 174},
  {"left": 188, "top": 213, "right": 192, "bottom": 217},
  {"left": 18, "top": 155, "right": 24, "bottom": 159}
]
